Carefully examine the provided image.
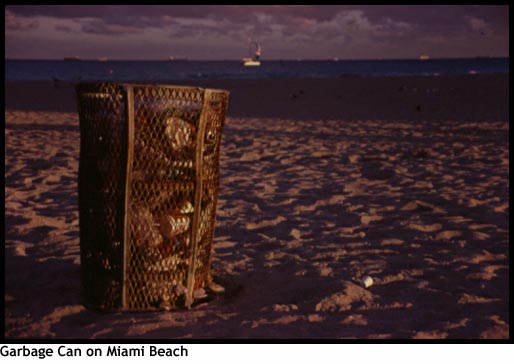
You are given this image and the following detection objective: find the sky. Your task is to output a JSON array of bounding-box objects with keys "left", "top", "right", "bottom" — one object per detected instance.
[{"left": 4, "top": 5, "right": 510, "bottom": 60}]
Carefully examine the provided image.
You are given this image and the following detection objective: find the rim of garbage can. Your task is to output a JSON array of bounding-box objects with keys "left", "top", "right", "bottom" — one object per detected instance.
[{"left": 75, "top": 82, "right": 229, "bottom": 96}]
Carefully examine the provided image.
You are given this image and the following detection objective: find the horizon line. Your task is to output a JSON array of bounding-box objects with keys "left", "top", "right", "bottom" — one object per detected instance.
[{"left": 5, "top": 56, "right": 509, "bottom": 62}]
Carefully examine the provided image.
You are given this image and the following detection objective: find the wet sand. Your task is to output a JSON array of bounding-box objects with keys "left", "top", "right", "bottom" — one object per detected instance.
[
  {"left": 4, "top": 75, "right": 509, "bottom": 339},
  {"left": 5, "top": 74, "right": 509, "bottom": 121}
]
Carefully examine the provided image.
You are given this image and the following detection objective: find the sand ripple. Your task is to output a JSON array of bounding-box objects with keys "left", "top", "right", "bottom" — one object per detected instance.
[{"left": 5, "top": 111, "right": 509, "bottom": 339}]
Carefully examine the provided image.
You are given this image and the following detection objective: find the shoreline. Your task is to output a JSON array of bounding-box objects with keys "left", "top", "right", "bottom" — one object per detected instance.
[{"left": 5, "top": 74, "right": 509, "bottom": 121}]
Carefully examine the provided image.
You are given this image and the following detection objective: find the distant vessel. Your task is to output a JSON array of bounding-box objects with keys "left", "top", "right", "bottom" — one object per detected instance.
[
  {"left": 419, "top": 54, "right": 430, "bottom": 60},
  {"left": 243, "top": 59, "right": 260, "bottom": 67},
  {"left": 64, "top": 56, "right": 81, "bottom": 61},
  {"left": 97, "top": 57, "right": 109, "bottom": 62},
  {"left": 243, "top": 40, "right": 261, "bottom": 66},
  {"left": 169, "top": 56, "right": 188, "bottom": 61}
]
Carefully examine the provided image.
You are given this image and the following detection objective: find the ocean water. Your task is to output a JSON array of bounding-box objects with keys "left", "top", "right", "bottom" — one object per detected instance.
[{"left": 5, "top": 57, "right": 509, "bottom": 82}]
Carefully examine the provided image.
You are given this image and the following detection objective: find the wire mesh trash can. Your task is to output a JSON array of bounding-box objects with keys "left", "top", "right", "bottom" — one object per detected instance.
[{"left": 76, "top": 82, "right": 229, "bottom": 311}]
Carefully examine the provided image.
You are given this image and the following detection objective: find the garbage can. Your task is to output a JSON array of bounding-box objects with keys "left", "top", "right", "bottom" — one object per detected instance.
[{"left": 75, "top": 82, "right": 229, "bottom": 311}]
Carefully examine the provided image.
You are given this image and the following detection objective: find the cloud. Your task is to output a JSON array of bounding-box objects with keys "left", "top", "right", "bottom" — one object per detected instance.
[
  {"left": 318, "top": 10, "right": 412, "bottom": 38},
  {"left": 5, "top": 5, "right": 507, "bottom": 38},
  {"left": 466, "top": 16, "right": 490, "bottom": 33},
  {"left": 256, "top": 9, "right": 413, "bottom": 45},
  {"left": 80, "top": 19, "right": 143, "bottom": 35},
  {"left": 55, "top": 24, "right": 72, "bottom": 33},
  {"left": 5, "top": 5, "right": 509, "bottom": 59},
  {"left": 5, "top": 9, "right": 38, "bottom": 30}
]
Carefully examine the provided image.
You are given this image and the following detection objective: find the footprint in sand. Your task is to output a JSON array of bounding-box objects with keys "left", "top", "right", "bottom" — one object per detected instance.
[
  {"left": 435, "top": 230, "right": 462, "bottom": 240},
  {"left": 315, "top": 281, "right": 373, "bottom": 312},
  {"left": 407, "top": 222, "right": 442, "bottom": 232},
  {"left": 360, "top": 214, "right": 383, "bottom": 225}
]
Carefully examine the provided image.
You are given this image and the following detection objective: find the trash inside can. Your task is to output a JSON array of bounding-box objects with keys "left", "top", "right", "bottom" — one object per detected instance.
[{"left": 75, "top": 82, "right": 229, "bottom": 311}]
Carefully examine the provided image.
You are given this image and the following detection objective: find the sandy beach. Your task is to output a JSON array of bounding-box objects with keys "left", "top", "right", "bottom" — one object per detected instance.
[{"left": 4, "top": 75, "right": 509, "bottom": 339}]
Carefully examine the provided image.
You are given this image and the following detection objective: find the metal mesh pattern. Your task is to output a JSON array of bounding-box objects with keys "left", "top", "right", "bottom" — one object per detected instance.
[
  {"left": 127, "top": 86, "right": 203, "bottom": 310},
  {"left": 76, "top": 83, "right": 127, "bottom": 311},
  {"left": 192, "top": 90, "right": 229, "bottom": 290},
  {"left": 76, "top": 83, "right": 228, "bottom": 311}
]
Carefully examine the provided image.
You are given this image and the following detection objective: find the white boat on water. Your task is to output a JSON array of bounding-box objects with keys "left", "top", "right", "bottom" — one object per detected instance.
[
  {"left": 242, "top": 58, "right": 260, "bottom": 66},
  {"left": 243, "top": 40, "right": 261, "bottom": 66}
]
